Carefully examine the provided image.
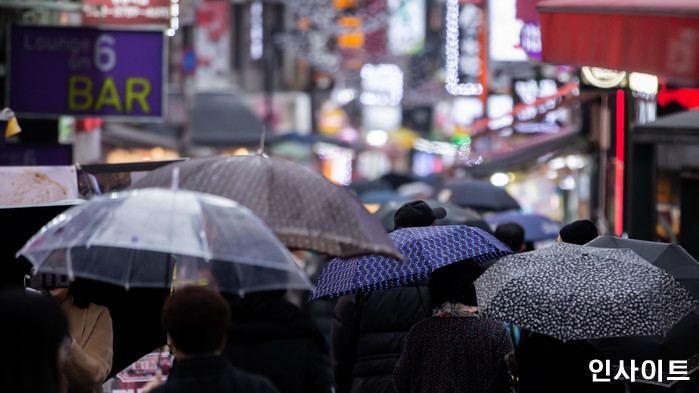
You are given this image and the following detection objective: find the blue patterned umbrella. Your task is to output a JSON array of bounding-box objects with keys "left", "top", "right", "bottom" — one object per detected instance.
[{"left": 309, "top": 225, "right": 513, "bottom": 301}]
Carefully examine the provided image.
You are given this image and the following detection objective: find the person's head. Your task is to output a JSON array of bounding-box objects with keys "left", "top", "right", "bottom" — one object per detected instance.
[
  {"left": 36, "top": 276, "right": 91, "bottom": 309},
  {"left": 557, "top": 219, "right": 598, "bottom": 245},
  {"left": 494, "top": 222, "right": 526, "bottom": 253},
  {"left": 161, "top": 285, "right": 231, "bottom": 357},
  {"left": 0, "top": 289, "right": 70, "bottom": 393},
  {"left": 428, "top": 261, "right": 480, "bottom": 309},
  {"left": 394, "top": 200, "right": 447, "bottom": 230}
]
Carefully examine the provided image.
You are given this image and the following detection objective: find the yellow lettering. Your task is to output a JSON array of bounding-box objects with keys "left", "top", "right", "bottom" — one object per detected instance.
[
  {"left": 68, "top": 75, "right": 93, "bottom": 111},
  {"left": 126, "top": 78, "right": 151, "bottom": 113},
  {"left": 95, "top": 77, "right": 123, "bottom": 112}
]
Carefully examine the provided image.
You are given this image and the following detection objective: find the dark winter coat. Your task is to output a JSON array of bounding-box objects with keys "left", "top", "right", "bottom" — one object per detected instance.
[
  {"left": 331, "top": 283, "right": 431, "bottom": 393},
  {"left": 222, "top": 293, "right": 333, "bottom": 393},
  {"left": 150, "top": 355, "right": 279, "bottom": 393},
  {"left": 392, "top": 315, "right": 514, "bottom": 393},
  {"left": 515, "top": 331, "right": 622, "bottom": 393}
]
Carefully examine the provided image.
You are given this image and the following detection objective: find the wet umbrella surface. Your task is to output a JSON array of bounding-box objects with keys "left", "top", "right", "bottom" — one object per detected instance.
[
  {"left": 132, "top": 155, "right": 402, "bottom": 259},
  {"left": 475, "top": 243, "right": 698, "bottom": 341}
]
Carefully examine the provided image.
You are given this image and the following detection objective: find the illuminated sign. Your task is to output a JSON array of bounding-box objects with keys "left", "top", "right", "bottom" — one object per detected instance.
[
  {"left": 488, "top": 0, "right": 527, "bottom": 62},
  {"left": 8, "top": 25, "right": 165, "bottom": 120},
  {"left": 519, "top": 22, "right": 541, "bottom": 60},
  {"left": 82, "top": 0, "right": 172, "bottom": 27},
  {"left": 629, "top": 72, "right": 659, "bottom": 95},
  {"left": 581, "top": 67, "right": 627, "bottom": 89},
  {"left": 387, "top": 0, "right": 425, "bottom": 55}
]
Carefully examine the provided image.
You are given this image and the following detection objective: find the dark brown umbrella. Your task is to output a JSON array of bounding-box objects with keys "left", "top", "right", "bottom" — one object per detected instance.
[{"left": 131, "top": 154, "right": 402, "bottom": 259}]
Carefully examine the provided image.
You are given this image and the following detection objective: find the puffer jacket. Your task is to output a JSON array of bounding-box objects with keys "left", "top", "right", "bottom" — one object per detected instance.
[{"left": 331, "top": 282, "right": 430, "bottom": 393}]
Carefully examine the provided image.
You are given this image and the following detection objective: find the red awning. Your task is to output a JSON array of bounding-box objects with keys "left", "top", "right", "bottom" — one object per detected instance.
[{"left": 537, "top": 0, "right": 699, "bottom": 85}]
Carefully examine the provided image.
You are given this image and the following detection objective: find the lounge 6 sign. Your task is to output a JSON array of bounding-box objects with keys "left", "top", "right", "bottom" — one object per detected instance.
[{"left": 8, "top": 25, "right": 165, "bottom": 120}]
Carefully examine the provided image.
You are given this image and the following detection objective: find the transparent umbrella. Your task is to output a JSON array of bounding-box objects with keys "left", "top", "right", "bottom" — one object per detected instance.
[{"left": 17, "top": 187, "right": 312, "bottom": 295}]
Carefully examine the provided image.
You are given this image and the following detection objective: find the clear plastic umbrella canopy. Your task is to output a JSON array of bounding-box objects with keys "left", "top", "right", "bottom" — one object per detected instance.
[{"left": 17, "top": 188, "right": 312, "bottom": 295}]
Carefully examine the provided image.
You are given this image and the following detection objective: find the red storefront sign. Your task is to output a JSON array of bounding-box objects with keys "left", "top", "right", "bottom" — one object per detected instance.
[
  {"left": 538, "top": 0, "right": 699, "bottom": 85},
  {"left": 82, "top": 0, "right": 171, "bottom": 27}
]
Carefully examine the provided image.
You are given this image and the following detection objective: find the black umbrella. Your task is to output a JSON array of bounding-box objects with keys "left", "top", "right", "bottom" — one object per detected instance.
[
  {"left": 379, "top": 172, "right": 415, "bottom": 190},
  {"left": 586, "top": 235, "right": 699, "bottom": 298},
  {"left": 346, "top": 179, "right": 393, "bottom": 196},
  {"left": 586, "top": 236, "right": 699, "bottom": 386},
  {"left": 439, "top": 179, "right": 520, "bottom": 212},
  {"left": 0, "top": 202, "right": 81, "bottom": 290}
]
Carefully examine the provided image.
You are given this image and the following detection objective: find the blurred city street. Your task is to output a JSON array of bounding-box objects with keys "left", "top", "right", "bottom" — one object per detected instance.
[{"left": 1, "top": 0, "right": 699, "bottom": 392}]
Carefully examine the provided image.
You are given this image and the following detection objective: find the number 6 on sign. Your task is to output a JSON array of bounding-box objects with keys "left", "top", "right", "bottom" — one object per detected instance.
[{"left": 94, "top": 34, "right": 116, "bottom": 72}]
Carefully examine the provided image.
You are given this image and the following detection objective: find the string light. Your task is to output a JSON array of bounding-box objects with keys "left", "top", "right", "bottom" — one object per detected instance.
[
  {"left": 250, "top": 1, "right": 263, "bottom": 60},
  {"left": 445, "top": 0, "right": 483, "bottom": 96}
]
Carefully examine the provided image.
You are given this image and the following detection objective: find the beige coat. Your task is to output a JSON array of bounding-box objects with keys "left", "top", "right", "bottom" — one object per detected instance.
[{"left": 60, "top": 297, "right": 113, "bottom": 393}]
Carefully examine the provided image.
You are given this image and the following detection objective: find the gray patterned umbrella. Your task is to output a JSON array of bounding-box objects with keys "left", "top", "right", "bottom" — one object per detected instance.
[
  {"left": 131, "top": 155, "right": 402, "bottom": 259},
  {"left": 474, "top": 243, "right": 698, "bottom": 341}
]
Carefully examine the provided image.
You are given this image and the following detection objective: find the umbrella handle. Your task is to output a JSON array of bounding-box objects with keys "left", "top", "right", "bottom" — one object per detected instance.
[
  {"left": 257, "top": 124, "right": 266, "bottom": 155},
  {"left": 413, "top": 276, "right": 429, "bottom": 318}
]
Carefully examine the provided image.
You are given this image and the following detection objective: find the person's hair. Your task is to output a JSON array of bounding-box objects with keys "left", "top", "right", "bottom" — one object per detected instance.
[
  {"left": 70, "top": 279, "right": 91, "bottom": 309},
  {"left": 494, "top": 222, "right": 525, "bottom": 252},
  {"left": 428, "top": 260, "right": 480, "bottom": 308},
  {"left": 0, "top": 289, "right": 69, "bottom": 393},
  {"left": 161, "top": 285, "right": 231, "bottom": 354},
  {"left": 559, "top": 219, "right": 598, "bottom": 245}
]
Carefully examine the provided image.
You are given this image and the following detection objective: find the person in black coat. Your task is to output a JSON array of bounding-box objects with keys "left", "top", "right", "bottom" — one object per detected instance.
[
  {"left": 331, "top": 200, "right": 443, "bottom": 393},
  {"left": 151, "top": 285, "right": 279, "bottom": 393},
  {"left": 221, "top": 290, "right": 333, "bottom": 393},
  {"left": 332, "top": 283, "right": 431, "bottom": 393}
]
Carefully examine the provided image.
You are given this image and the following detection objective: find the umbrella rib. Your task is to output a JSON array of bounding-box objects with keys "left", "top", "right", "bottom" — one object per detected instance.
[{"left": 123, "top": 248, "right": 135, "bottom": 291}]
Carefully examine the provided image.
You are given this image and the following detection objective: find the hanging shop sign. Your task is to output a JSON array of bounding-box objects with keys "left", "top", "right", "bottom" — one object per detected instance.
[
  {"left": 82, "top": 0, "right": 171, "bottom": 27},
  {"left": 8, "top": 25, "right": 166, "bottom": 120}
]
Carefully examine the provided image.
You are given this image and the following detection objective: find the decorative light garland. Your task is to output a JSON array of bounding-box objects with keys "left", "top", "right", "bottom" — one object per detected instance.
[{"left": 444, "top": 0, "right": 483, "bottom": 96}]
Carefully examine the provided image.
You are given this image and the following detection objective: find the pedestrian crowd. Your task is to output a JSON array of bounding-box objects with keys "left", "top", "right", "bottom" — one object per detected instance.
[{"left": 2, "top": 200, "right": 693, "bottom": 393}]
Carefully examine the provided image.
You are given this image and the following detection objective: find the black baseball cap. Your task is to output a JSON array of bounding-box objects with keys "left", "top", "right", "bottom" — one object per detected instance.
[{"left": 394, "top": 200, "right": 447, "bottom": 230}]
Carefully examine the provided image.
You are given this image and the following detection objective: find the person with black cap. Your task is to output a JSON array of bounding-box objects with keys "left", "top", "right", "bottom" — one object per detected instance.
[
  {"left": 556, "top": 219, "right": 598, "bottom": 245},
  {"left": 494, "top": 222, "right": 526, "bottom": 253},
  {"left": 331, "top": 201, "right": 448, "bottom": 393},
  {"left": 393, "top": 200, "right": 446, "bottom": 230}
]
